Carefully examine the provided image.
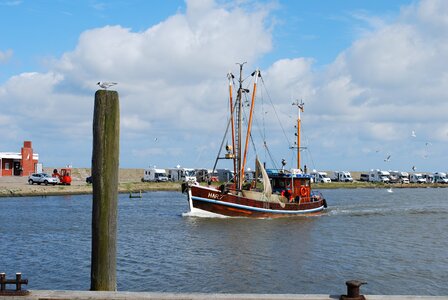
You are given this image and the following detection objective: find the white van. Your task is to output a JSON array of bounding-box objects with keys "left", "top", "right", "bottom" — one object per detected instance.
[
  {"left": 142, "top": 167, "right": 168, "bottom": 182},
  {"left": 368, "top": 170, "right": 390, "bottom": 183},
  {"left": 168, "top": 167, "right": 196, "bottom": 183},
  {"left": 434, "top": 172, "right": 448, "bottom": 184},
  {"left": 410, "top": 173, "right": 426, "bottom": 184},
  {"left": 311, "top": 171, "right": 331, "bottom": 183},
  {"left": 389, "top": 171, "right": 409, "bottom": 184},
  {"left": 331, "top": 171, "right": 353, "bottom": 182}
]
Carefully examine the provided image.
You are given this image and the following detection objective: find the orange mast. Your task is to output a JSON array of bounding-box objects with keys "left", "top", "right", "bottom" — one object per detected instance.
[
  {"left": 292, "top": 100, "right": 305, "bottom": 170},
  {"left": 227, "top": 73, "right": 237, "bottom": 174},
  {"left": 240, "top": 69, "right": 260, "bottom": 187}
]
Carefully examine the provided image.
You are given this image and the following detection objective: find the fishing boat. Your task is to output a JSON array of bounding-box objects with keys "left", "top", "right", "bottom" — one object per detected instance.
[{"left": 184, "top": 63, "right": 327, "bottom": 218}]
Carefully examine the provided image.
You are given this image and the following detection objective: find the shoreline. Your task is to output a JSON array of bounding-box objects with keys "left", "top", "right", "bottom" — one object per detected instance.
[
  {"left": 0, "top": 177, "right": 446, "bottom": 198},
  {"left": 0, "top": 181, "right": 181, "bottom": 198}
]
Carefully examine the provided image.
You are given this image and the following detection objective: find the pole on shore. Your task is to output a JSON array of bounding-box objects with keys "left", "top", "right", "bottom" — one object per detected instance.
[{"left": 90, "top": 90, "right": 120, "bottom": 291}]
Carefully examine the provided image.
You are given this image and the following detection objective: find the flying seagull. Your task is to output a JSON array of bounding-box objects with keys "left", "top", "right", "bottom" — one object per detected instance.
[
  {"left": 411, "top": 130, "right": 416, "bottom": 138},
  {"left": 384, "top": 154, "right": 391, "bottom": 162},
  {"left": 97, "top": 81, "right": 117, "bottom": 89},
  {"left": 412, "top": 166, "right": 416, "bottom": 171}
]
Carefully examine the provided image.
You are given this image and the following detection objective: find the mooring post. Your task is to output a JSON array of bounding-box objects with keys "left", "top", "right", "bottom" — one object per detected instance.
[
  {"left": 0, "top": 273, "right": 5, "bottom": 291},
  {"left": 340, "top": 280, "right": 367, "bottom": 300},
  {"left": 91, "top": 90, "right": 120, "bottom": 291}
]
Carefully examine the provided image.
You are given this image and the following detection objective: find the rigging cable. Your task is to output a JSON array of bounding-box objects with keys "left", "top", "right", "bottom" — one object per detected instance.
[
  {"left": 243, "top": 75, "right": 279, "bottom": 169},
  {"left": 260, "top": 75, "right": 292, "bottom": 147}
]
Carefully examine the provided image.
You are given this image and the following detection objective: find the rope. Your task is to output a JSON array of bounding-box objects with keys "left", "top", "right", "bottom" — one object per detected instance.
[{"left": 260, "top": 75, "right": 292, "bottom": 147}]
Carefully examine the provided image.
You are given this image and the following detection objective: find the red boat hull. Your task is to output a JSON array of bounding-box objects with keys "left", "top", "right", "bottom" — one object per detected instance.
[{"left": 188, "top": 185, "right": 325, "bottom": 218}]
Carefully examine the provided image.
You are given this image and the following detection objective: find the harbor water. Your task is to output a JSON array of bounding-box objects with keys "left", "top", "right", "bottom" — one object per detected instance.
[{"left": 1, "top": 188, "right": 447, "bottom": 295}]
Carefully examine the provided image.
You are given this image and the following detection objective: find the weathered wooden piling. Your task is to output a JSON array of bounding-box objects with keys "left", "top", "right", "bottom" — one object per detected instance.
[{"left": 91, "top": 90, "right": 120, "bottom": 291}]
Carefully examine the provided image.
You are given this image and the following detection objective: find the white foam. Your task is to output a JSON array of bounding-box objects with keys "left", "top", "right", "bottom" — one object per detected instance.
[{"left": 182, "top": 207, "right": 230, "bottom": 218}]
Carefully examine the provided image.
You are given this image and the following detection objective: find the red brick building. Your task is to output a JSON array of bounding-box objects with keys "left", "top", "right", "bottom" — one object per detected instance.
[{"left": 0, "top": 141, "right": 39, "bottom": 176}]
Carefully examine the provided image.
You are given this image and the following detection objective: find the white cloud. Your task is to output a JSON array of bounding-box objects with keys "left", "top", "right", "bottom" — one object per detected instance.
[
  {"left": 1, "top": 1, "right": 21, "bottom": 6},
  {"left": 0, "top": 49, "right": 13, "bottom": 63},
  {"left": 0, "top": 0, "right": 273, "bottom": 167},
  {"left": 265, "top": 0, "right": 448, "bottom": 170},
  {"left": 1, "top": 0, "right": 448, "bottom": 171}
]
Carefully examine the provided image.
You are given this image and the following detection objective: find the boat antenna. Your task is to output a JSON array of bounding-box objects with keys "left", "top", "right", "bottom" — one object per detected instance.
[{"left": 290, "top": 99, "right": 306, "bottom": 170}]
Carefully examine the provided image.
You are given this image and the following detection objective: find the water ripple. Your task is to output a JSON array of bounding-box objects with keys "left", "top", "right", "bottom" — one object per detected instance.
[{"left": 1, "top": 189, "right": 447, "bottom": 295}]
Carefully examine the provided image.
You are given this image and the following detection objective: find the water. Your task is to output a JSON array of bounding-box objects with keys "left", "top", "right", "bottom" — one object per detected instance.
[{"left": 1, "top": 188, "right": 447, "bottom": 295}]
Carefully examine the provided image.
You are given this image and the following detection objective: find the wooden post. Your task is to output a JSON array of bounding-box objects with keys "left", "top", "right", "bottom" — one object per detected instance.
[{"left": 91, "top": 90, "right": 120, "bottom": 291}]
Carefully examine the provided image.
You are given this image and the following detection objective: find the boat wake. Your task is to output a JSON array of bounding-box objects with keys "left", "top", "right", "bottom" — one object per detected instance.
[
  {"left": 182, "top": 209, "right": 230, "bottom": 218},
  {"left": 327, "top": 206, "right": 448, "bottom": 217}
]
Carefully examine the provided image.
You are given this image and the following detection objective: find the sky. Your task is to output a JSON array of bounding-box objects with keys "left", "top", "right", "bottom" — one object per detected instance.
[{"left": 1, "top": 0, "right": 448, "bottom": 173}]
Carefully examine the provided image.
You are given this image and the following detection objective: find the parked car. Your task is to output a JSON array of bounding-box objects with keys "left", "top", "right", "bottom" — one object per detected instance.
[{"left": 28, "top": 173, "right": 59, "bottom": 185}]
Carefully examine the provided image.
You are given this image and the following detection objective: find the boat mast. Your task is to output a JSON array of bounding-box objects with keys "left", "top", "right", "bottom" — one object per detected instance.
[
  {"left": 235, "top": 62, "right": 246, "bottom": 190},
  {"left": 292, "top": 100, "right": 305, "bottom": 170},
  {"left": 227, "top": 72, "right": 237, "bottom": 177},
  {"left": 241, "top": 69, "right": 260, "bottom": 187}
]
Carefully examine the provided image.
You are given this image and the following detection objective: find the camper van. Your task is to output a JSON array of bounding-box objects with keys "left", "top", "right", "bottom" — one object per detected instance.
[
  {"left": 168, "top": 167, "right": 196, "bottom": 183},
  {"left": 142, "top": 167, "right": 168, "bottom": 182},
  {"left": 368, "top": 170, "right": 390, "bottom": 183},
  {"left": 216, "top": 169, "right": 234, "bottom": 182},
  {"left": 410, "top": 173, "right": 426, "bottom": 184},
  {"left": 195, "top": 169, "right": 218, "bottom": 182},
  {"left": 422, "top": 173, "right": 434, "bottom": 183},
  {"left": 389, "top": 171, "right": 409, "bottom": 184},
  {"left": 331, "top": 171, "right": 353, "bottom": 182},
  {"left": 434, "top": 172, "right": 448, "bottom": 184},
  {"left": 311, "top": 171, "right": 331, "bottom": 183}
]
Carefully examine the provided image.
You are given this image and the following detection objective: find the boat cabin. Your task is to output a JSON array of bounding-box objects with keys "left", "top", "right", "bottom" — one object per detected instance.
[{"left": 266, "top": 169, "right": 312, "bottom": 203}]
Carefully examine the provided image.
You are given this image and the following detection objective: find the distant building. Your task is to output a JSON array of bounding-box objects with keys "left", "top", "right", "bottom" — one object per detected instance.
[{"left": 0, "top": 141, "right": 39, "bottom": 176}]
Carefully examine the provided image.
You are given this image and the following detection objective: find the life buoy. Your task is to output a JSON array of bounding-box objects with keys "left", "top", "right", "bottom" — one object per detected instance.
[{"left": 300, "top": 186, "right": 307, "bottom": 197}]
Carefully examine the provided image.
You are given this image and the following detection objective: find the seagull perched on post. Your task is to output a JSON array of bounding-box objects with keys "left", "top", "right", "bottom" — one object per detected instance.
[{"left": 97, "top": 81, "right": 117, "bottom": 89}]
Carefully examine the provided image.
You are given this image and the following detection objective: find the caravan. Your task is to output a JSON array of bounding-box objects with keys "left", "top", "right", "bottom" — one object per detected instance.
[
  {"left": 168, "top": 167, "right": 196, "bottom": 183},
  {"left": 311, "top": 171, "right": 331, "bottom": 183},
  {"left": 410, "top": 173, "right": 426, "bottom": 184},
  {"left": 389, "top": 171, "right": 409, "bottom": 184},
  {"left": 331, "top": 171, "right": 353, "bottom": 182},
  {"left": 195, "top": 168, "right": 218, "bottom": 182},
  {"left": 216, "top": 169, "right": 234, "bottom": 182},
  {"left": 142, "top": 167, "right": 168, "bottom": 182},
  {"left": 434, "top": 172, "right": 448, "bottom": 184},
  {"left": 368, "top": 170, "right": 390, "bottom": 183}
]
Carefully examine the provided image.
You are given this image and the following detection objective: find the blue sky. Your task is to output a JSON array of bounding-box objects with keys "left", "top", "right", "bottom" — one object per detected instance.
[{"left": 1, "top": 0, "right": 447, "bottom": 173}]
